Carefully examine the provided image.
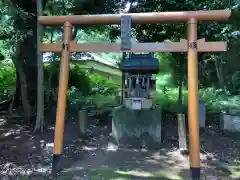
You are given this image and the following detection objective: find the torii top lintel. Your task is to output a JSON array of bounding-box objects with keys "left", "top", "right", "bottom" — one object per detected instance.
[{"left": 38, "top": 10, "right": 231, "bottom": 26}]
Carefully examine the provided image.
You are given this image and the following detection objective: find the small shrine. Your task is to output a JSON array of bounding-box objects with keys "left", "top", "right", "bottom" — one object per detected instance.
[{"left": 121, "top": 53, "right": 159, "bottom": 110}]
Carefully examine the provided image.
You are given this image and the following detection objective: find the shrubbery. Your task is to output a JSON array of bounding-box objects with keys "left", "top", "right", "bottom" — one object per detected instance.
[
  {"left": 88, "top": 73, "right": 119, "bottom": 96},
  {"left": 0, "top": 62, "right": 16, "bottom": 99},
  {"left": 0, "top": 62, "right": 120, "bottom": 106},
  {"left": 0, "top": 62, "right": 239, "bottom": 115}
]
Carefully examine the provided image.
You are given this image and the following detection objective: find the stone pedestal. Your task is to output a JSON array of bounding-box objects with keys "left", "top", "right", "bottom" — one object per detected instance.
[
  {"left": 178, "top": 113, "right": 187, "bottom": 151},
  {"left": 187, "top": 100, "right": 206, "bottom": 133},
  {"left": 112, "top": 106, "right": 162, "bottom": 149},
  {"left": 199, "top": 101, "right": 206, "bottom": 128},
  {"left": 220, "top": 113, "right": 240, "bottom": 132},
  {"left": 78, "top": 109, "right": 87, "bottom": 135}
]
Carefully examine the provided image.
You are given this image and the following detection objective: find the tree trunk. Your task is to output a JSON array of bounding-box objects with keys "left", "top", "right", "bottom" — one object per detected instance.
[
  {"left": 178, "top": 81, "right": 183, "bottom": 106},
  {"left": 46, "top": 55, "right": 58, "bottom": 105},
  {"left": 34, "top": 0, "right": 44, "bottom": 132},
  {"left": 8, "top": 0, "right": 48, "bottom": 124},
  {"left": 14, "top": 55, "right": 32, "bottom": 120},
  {"left": 214, "top": 56, "right": 226, "bottom": 90},
  {"left": 13, "top": 6, "right": 38, "bottom": 121}
]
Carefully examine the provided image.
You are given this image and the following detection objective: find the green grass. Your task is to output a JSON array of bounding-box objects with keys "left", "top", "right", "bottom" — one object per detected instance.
[
  {"left": 154, "top": 87, "right": 240, "bottom": 113},
  {"left": 228, "top": 165, "right": 240, "bottom": 179},
  {"left": 61, "top": 168, "right": 188, "bottom": 180}
]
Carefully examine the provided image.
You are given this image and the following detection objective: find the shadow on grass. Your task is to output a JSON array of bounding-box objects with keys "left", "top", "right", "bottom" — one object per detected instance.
[{"left": 60, "top": 167, "right": 188, "bottom": 180}]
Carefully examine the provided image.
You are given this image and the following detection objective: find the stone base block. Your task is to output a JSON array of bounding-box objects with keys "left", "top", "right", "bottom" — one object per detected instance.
[
  {"left": 78, "top": 109, "right": 87, "bottom": 136},
  {"left": 220, "top": 113, "right": 240, "bottom": 132},
  {"left": 112, "top": 106, "right": 162, "bottom": 149}
]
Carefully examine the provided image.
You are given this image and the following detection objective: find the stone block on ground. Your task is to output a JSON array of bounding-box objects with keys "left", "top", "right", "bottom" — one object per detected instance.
[
  {"left": 220, "top": 113, "right": 240, "bottom": 132},
  {"left": 199, "top": 101, "right": 206, "bottom": 128},
  {"left": 177, "top": 113, "right": 187, "bottom": 151},
  {"left": 112, "top": 106, "right": 162, "bottom": 149},
  {"left": 187, "top": 100, "right": 206, "bottom": 132},
  {"left": 78, "top": 109, "right": 88, "bottom": 136}
]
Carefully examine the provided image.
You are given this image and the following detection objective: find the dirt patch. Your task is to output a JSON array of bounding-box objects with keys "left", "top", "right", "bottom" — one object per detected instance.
[{"left": 0, "top": 114, "right": 239, "bottom": 180}]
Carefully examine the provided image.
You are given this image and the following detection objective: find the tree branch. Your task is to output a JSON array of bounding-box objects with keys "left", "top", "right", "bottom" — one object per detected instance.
[
  {"left": 9, "top": 0, "right": 49, "bottom": 11},
  {"left": 72, "top": 27, "right": 79, "bottom": 40}
]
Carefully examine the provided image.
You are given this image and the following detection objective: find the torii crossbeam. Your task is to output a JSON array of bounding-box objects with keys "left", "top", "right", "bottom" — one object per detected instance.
[
  {"left": 38, "top": 10, "right": 231, "bottom": 180},
  {"left": 40, "top": 38, "right": 226, "bottom": 52}
]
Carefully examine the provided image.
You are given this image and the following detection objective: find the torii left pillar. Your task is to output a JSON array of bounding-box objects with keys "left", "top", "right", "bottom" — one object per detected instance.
[
  {"left": 52, "top": 21, "right": 72, "bottom": 175},
  {"left": 188, "top": 18, "right": 200, "bottom": 180}
]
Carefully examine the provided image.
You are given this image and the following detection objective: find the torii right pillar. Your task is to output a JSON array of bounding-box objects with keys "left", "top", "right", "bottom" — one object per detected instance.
[{"left": 188, "top": 17, "right": 200, "bottom": 180}]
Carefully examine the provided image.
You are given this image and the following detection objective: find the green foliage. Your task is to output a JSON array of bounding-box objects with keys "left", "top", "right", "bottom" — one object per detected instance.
[
  {"left": 0, "top": 62, "right": 16, "bottom": 99},
  {"left": 0, "top": 60, "right": 120, "bottom": 108},
  {"left": 0, "top": 52, "right": 4, "bottom": 60},
  {"left": 76, "top": 30, "right": 122, "bottom": 65},
  {"left": 130, "top": 0, "right": 240, "bottom": 94},
  {"left": 88, "top": 74, "right": 120, "bottom": 96},
  {"left": 155, "top": 53, "right": 173, "bottom": 73},
  {"left": 44, "top": 61, "right": 120, "bottom": 96},
  {"left": 199, "top": 88, "right": 240, "bottom": 113},
  {"left": 44, "top": 62, "right": 91, "bottom": 95},
  {"left": 154, "top": 86, "right": 240, "bottom": 113},
  {"left": 42, "top": 60, "right": 119, "bottom": 108},
  {"left": 155, "top": 53, "right": 178, "bottom": 88},
  {"left": 67, "top": 86, "right": 86, "bottom": 106},
  {"left": 69, "top": 64, "right": 91, "bottom": 96},
  {"left": 231, "top": 71, "right": 240, "bottom": 94},
  {"left": 86, "top": 95, "right": 117, "bottom": 108},
  {"left": 0, "top": 1, "right": 34, "bottom": 57}
]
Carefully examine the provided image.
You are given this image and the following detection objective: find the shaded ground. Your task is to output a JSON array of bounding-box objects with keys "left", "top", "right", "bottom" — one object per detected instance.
[{"left": 0, "top": 112, "right": 240, "bottom": 180}]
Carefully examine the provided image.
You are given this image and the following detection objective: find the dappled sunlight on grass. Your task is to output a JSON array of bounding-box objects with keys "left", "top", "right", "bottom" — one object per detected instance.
[
  {"left": 214, "top": 162, "right": 240, "bottom": 179},
  {"left": 116, "top": 169, "right": 184, "bottom": 179},
  {"left": 0, "top": 118, "right": 7, "bottom": 126},
  {"left": 228, "top": 165, "right": 240, "bottom": 178},
  {"left": 116, "top": 170, "right": 154, "bottom": 177},
  {"left": 60, "top": 142, "right": 192, "bottom": 180},
  {"left": 62, "top": 167, "right": 186, "bottom": 180}
]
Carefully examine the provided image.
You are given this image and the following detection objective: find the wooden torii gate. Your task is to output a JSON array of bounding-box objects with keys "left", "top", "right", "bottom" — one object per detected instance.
[{"left": 38, "top": 10, "right": 231, "bottom": 179}]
